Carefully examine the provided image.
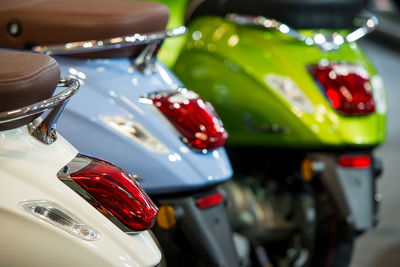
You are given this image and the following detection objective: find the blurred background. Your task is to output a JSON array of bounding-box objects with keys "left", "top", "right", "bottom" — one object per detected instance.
[{"left": 352, "top": 0, "right": 400, "bottom": 266}]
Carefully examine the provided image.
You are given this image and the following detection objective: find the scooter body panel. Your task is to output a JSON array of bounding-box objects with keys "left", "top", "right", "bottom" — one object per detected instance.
[
  {"left": 0, "top": 126, "right": 161, "bottom": 267},
  {"left": 55, "top": 56, "right": 232, "bottom": 194},
  {"left": 169, "top": 16, "right": 387, "bottom": 148}
]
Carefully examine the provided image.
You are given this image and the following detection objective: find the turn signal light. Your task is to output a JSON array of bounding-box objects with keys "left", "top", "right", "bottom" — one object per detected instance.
[
  {"left": 151, "top": 90, "right": 228, "bottom": 150},
  {"left": 311, "top": 63, "right": 375, "bottom": 115},
  {"left": 68, "top": 157, "right": 158, "bottom": 231},
  {"left": 20, "top": 201, "right": 100, "bottom": 241},
  {"left": 338, "top": 155, "right": 371, "bottom": 168},
  {"left": 156, "top": 205, "right": 177, "bottom": 230},
  {"left": 301, "top": 158, "right": 315, "bottom": 182},
  {"left": 196, "top": 192, "right": 224, "bottom": 209}
]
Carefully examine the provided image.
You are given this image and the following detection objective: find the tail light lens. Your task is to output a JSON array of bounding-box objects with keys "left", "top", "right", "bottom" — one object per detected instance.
[
  {"left": 196, "top": 192, "right": 224, "bottom": 209},
  {"left": 310, "top": 63, "right": 375, "bottom": 115},
  {"left": 150, "top": 89, "right": 228, "bottom": 151},
  {"left": 59, "top": 155, "right": 158, "bottom": 232},
  {"left": 338, "top": 155, "right": 371, "bottom": 168}
]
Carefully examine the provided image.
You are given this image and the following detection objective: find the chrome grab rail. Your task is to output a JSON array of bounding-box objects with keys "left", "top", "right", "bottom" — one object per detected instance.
[
  {"left": 226, "top": 12, "right": 378, "bottom": 51},
  {"left": 32, "top": 26, "right": 187, "bottom": 56},
  {"left": 0, "top": 78, "right": 80, "bottom": 144}
]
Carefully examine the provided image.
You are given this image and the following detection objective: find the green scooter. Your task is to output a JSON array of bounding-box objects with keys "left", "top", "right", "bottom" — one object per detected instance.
[{"left": 151, "top": 0, "right": 387, "bottom": 266}]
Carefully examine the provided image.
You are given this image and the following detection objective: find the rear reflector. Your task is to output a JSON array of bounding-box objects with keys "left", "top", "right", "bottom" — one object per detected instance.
[
  {"left": 150, "top": 90, "right": 228, "bottom": 151},
  {"left": 196, "top": 193, "right": 224, "bottom": 209},
  {"left": 156, "top": 205, "right": 177, "bottom": 230},
  {"left": 338, "top": 155, "right": 371, "bottom": 168},
  {"left": 60, "top": 155, "right": 158, "bottom": 232}
]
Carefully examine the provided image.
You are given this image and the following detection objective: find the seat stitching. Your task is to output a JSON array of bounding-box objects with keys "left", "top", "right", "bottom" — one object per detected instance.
[{"left": 0, "top": 61, "right": 59, "bottom": 85}]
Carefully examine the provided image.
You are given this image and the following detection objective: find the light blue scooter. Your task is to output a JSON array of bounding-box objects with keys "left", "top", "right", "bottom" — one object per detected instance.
[{"left": 0, "top": 0, "right": 239, "bottom": 266}]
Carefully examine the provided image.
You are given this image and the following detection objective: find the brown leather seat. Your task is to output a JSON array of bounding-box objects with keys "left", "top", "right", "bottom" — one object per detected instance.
[
  {"left": 0, "top": 0, "right": 169, "bottom": 58},
  {"left": 0, "top": 51, "right": 60, "bottom": 130}
]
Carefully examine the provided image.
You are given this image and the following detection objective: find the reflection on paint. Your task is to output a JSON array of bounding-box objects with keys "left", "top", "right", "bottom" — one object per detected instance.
[
  {"left": 168, "top": 153, "right": 182, "bottom": 162},
  {"left": 228, "top": 35, "right": 239, "bottom": 47},
  {"left": 179, "top": 146, "right": 189, "bottom": 153},
  {"left": 212, "top": 150, "right": 220, "bottom": 159},
  {"left": 158, "top": 67, "right": 173, "bottom": 85}
]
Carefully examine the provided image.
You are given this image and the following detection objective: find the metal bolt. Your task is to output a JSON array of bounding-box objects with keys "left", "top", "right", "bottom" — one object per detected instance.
[
  {"left": 375, "top": 192, "right": 383, "bottom": 202},
  {"left": 7, "top": 20, "right": 21, "bottom": 37}
]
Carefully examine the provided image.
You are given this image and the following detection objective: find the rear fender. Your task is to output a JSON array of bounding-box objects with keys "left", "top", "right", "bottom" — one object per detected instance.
[
  {"left": 55, "top": 56, "right": 232, "bottom": 194},
  {"left": 155, "top": 190, "right": 240, "bottom": 267},
  {"left": 312, "top": 153, "right": 378, "bottom": 231},
  {"left": 173, "top": 16, "right": 387, "bottom": 147},
  {"left": 0, "top": 126, "right": 161, "bottom": 267},
  {"left": 174, "top": 49, "right": 319, "bottom": 146}
]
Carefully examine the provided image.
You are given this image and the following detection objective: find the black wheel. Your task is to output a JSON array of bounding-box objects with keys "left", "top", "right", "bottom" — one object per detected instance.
[
  {"left": 224, "top": 178, "right": 355, "bottom": 267},
  {"left": 309, "top": 191, "right": 355, "bottom": 267},
  {"left": 265, "top": 187, "right": 355, "bottom": 267},
  {"left": 224, "top": 147, "right": 356, "bottom": 267}
]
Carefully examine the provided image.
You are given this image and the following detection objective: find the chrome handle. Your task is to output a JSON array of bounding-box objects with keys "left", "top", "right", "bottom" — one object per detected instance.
[
  {"left": 0, "top": 78, "right": 80, "bottom": 144},
  {"left": 227, "top": 13, "right": 307, "bottom": 42},
  {"left": 346, "top": 14, "right": 378, "bottom": 42},
  {"left": 32, "top": 26, "right": 187, "bottom": 56},
  {"left": 0, "top": 78, "right": 79, "bottom": 123},
  {"left": 226, "top": 12, "right": 378, "bottom": 51}
]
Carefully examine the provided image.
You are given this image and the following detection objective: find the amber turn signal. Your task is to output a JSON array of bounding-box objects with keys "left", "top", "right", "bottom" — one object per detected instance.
[
  {"left": 156, "top": 205, "right": 177, "bottom": 230},
  {"left": 301, "top": 158, "right": 315, "bottom": 182}
]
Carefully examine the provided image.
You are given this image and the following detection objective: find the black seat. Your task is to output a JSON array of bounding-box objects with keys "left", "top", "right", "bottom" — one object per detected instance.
[
  {"left": 0, "top": 51, "right": 60, "bottom": 130},
  {"left": 190, "top": 0, "right": 366, "bottom": 29}
]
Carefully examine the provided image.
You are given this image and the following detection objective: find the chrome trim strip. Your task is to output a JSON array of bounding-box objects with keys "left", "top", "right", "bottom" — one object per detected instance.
[
  {"left": 139, "top": 87, "right": 189, "bottom": 102},
  {"left": 32, "top": 26, "right": 187, "bottom": 56},
  {"left": 0, "top": 78, "right": 79, "bottom": 144},
  {"left": 226, "top": 12, "right": 378, "bottom": 51},
  {"left": 227, "top": 14, "right": 306, "bottom": 41}
]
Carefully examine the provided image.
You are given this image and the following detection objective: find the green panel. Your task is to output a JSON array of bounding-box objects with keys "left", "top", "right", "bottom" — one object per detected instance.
[
  {"left": 172, "top": 16, "right": 387, "bottom": 148},
  {"left": 146, "top": 0, "right": 190, "bottom": 67}
]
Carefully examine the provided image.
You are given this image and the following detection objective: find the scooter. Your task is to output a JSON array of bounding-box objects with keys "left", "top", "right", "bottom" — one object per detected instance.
[
  {"left": 153, "top": 0, "right": 387, "bottom": 266},
  {"left": 0, "top": 0, "right": 239, "bottom": 266},
  {"left": 0, "top": 50, "right": 161, "bottom": 266}
]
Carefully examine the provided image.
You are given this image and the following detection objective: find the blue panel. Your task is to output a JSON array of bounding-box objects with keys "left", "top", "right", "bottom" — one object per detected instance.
[{"left": 55, "top": 56, "right": 233, "bottom": 194}]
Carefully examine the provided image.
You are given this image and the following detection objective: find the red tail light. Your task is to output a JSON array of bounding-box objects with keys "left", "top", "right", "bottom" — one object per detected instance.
[
  {"left": 151, "top": 90, "right": 228, "bottom": 150},
  {"left": 62, "top": 156, "right": 158, "bottom": 231},
  {"left": 338, "top": 155, "right": 371, "bottom": 168},
  {"left": 311, "top": 63, "right": 375, "bottom": 115},
  {"left": 196, "top": 192, "right": 224, "bottom": 209}
]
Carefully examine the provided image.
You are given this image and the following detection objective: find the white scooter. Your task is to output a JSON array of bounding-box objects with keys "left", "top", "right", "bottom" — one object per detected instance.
[{"left": 0, "top": 51, "right": 161, "bottom": 267}]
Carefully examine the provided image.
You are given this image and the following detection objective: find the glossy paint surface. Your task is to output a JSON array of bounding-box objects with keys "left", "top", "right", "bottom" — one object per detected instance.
[
  {"left": 55, "top": 57, "right": 232, "bottom": 194},
  {"left": 162, "top": 16, "right": 387, "bottom": 148},
  {"left": 0, "top": 126, "right": 161, "bottom": 266}
]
